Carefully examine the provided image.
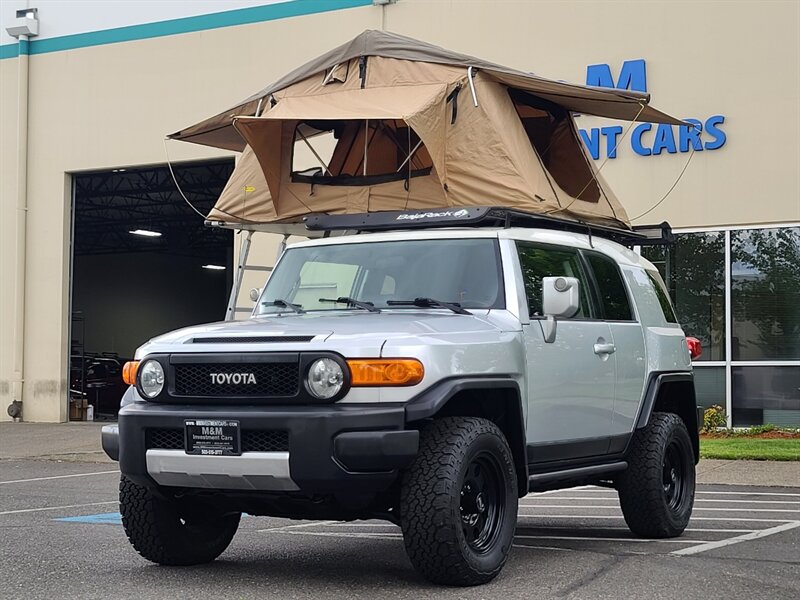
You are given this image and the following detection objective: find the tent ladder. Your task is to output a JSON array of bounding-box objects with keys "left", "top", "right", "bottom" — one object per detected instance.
[{"left": 224, "top": 231, "right": 280, "bottom": 321}]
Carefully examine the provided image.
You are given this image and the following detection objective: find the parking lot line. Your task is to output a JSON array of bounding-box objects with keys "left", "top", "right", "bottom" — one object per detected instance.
[
  {"left": 671, "top": 521, "right": 800, "bottom": 556},
  {"left": 515, "top": 535, "right": 712, "bottom": 544},
  {"left": 522, "top": 497, "right": 800, "bottom": 504},
  {"left": 535, "top": 489, "right": 800, "bottom": 497},
  {"left": 0, "top": 470, "right": 118, "bottom": 485},
  {"left": 518, "top": 504, "right": 800, "bottom": 513},
  {"left": 516, "top": 514, "right": 794, "bottom": 523},
  {"left": 0, "top": 501, "right": 117, "bottom": 516}
]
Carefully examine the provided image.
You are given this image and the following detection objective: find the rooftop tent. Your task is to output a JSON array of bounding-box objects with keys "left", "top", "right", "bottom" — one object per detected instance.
[{"left": 170, "top": 30, "right": 684, "bottom": 231}]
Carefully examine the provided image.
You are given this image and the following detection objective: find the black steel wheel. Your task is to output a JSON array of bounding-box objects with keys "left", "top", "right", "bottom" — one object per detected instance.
[
  {"left": 460, "top": 451, "right": 506, "bottom": 553},
  {"left": 400, "top": 416, "right": 518, "bottom": 586},
  {"left": 617, "top": 412, "right": 696, "bottom": 538}
]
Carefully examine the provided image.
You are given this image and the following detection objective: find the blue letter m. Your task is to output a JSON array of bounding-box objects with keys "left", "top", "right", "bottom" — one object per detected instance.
[{"left": 586, "top": 59, "right": 647, "bottom": 93}]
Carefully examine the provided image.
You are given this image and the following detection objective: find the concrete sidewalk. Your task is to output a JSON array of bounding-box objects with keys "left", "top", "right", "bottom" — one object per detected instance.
[{"left": 1, "top": 422, "right": 799, "bottom": 486}]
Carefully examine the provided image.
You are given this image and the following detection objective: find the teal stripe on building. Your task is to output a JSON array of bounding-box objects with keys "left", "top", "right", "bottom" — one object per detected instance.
[{"left": 0, "top": 0, "right": 373, "bottom": 60}]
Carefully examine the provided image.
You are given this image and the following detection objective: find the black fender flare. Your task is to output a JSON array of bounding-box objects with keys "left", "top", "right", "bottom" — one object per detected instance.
[
  {"left": 404, "top": 376, "right": 528, "bottom": 494},
  {"left": 635, "top": 371, "right": 700, "bottom": 461}
]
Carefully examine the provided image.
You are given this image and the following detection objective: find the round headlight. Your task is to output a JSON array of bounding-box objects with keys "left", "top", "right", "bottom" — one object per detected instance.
[
  {"left": 138, "top": 360, "right": 165, "bottom": 398},
  {"left": 306, "top": 358, "right": 344, "bottom": 399}
]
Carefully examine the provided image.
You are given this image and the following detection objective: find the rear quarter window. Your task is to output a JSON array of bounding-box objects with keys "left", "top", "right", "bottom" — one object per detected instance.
[{"left": 646, "top": 270, "right": 678, "bottom": 323}]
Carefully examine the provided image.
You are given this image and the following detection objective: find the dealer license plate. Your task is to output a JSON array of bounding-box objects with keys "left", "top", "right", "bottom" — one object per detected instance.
[{"left": 185, "top": 419, "right": 241, "bottom": 456}]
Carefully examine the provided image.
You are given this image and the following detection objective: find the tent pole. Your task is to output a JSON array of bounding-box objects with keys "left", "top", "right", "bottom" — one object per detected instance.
[
  {"left": 296, "top": 129, "right": 332, "bottom": 176},
  {"left": 363, "top": 119, "right": 369, "bottom": 176},
  {"left": 396, "top": 139, "right": 423, "bottom": 172}
]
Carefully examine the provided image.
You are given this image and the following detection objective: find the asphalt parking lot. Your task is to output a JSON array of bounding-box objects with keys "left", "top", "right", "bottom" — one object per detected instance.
[{"left": 1, "top": 459, "right": 798, "bottom": 600}]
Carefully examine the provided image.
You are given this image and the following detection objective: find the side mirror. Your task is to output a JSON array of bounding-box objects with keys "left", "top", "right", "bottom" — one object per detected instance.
[
  {"left": 249, "top": 288, "right": 261, "bottom": 303},
  {"left": 541, "top": 276, "right": 580, "bottom": 343}
]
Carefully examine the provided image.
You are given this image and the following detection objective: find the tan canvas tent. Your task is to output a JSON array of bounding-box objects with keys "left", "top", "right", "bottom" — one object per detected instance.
[{"left": 170, "top": 30, "right": 684, "bottom": 231}]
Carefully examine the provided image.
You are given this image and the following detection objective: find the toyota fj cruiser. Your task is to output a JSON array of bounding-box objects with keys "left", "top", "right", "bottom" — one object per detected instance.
[{"left": 102, "top": 208, "right": 701, "bottom": 586}]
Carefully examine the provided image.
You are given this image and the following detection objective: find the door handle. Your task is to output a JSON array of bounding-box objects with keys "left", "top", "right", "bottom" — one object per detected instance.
[{"left": 593, "top": 342, "right": 616, "bottom": 355}]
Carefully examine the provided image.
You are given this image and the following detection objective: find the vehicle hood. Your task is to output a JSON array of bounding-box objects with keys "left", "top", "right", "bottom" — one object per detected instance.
[{"left": 136, "top": 310, "right": 515, "bottom": 357}]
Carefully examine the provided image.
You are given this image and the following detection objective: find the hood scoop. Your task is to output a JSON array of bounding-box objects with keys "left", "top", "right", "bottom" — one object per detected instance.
[{"left": 189, "top": 335, "right": 316, "bottom": 344}]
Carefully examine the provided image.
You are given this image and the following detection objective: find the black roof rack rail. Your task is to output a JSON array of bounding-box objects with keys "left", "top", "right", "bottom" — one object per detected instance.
[{"left": 303, "top": 206, "right": 673, "bottom": 246}]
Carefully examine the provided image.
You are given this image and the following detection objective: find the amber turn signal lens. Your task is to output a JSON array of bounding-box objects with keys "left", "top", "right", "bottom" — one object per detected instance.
[
  {"left": 347, "top": 359, "right": 424, "bottom": 386},
  {"left": 122, "top": 361, "right": 140, "bottom": 386}
]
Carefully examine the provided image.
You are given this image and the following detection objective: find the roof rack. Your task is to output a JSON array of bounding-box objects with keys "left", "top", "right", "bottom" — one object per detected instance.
[{"left": 303, "top": 206, "right": 673, "bottom": 246}]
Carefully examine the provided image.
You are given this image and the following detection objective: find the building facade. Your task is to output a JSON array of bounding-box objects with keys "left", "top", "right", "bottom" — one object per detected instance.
[{"left": 1, "top": 0, "right": 798, "bottom": 423}]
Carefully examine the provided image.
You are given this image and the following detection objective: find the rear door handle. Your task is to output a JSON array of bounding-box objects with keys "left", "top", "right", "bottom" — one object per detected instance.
[{"left": 593, "top": 342, "right": 616, "bottom": 355}]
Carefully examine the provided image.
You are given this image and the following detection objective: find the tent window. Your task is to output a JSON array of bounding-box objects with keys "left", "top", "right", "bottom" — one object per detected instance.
[
  {"left": 290, "top": 119, "right": 433, "bottom": 186},
  {"left": 509, "top": 90, "right": 602, "bottom": 203}
]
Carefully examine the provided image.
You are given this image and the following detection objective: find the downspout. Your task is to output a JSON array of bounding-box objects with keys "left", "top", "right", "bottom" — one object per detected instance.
[{"left": 8, "top": 34, "right": 30, "bottom": 421}]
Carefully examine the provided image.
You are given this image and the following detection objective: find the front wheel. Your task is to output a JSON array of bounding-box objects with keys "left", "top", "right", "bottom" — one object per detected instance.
[
  {"left": 617, "top": 412, "right": 696, "bottom": 538},
  {"left": 400, "top": 417, "right": 518, "bottom": 586},
  {"left": 119, "top": 475, "right": 241, "bottom": 566}
]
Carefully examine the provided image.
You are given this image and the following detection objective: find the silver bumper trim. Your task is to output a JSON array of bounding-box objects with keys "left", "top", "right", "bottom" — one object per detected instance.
[{"left": 145, "top": 449, "right": 299, "bottom": 491}]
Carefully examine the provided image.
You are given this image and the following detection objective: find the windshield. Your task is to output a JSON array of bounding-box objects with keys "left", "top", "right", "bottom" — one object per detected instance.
[{"left": 256, "top": 238, "right": 504, "bottom": 315}]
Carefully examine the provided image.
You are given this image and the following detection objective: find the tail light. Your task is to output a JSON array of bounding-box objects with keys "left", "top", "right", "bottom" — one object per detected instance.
[{"left": 686, "top": 337, "right": 702, "bottom": 360}]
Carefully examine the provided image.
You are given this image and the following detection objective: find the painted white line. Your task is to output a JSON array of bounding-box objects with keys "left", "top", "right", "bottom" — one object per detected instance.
[
  {"left": 331, "top": 523, "right": 398, "bottom": 527},
  {"left": 523, "top": 497, "right": 800, "bottom": 505},
  {"left": 519, "top": 505, "right": 800, "bottom": 513},
  {"left": 256, "top": 520, "right": 336, "bottom": 533},
  {"left": 530, "top": 490, "right": 800, "bottom": 498},
  {"left": 696, "top": 491, "right": 800, "bottom": 497},
  {"left": 0, "top": 470, "right": 119, "bottom": 485},
  {"left": 280, "top": 530, "right": 401, "bottom": 540},
  {"left": 672, "top": 521, "right": 800, "bottom": 556},
  {"left": 517, "top": 514, "right": 793, "bottom": 523},
  {"left": 0, "top": 501, "right": 117, "bottom": 516},
  {"left": 515, "top": 535, "right": 710, "bottom": 545},
  {"left": 513, "top": 543, "right": 573, "bottom": 552}
]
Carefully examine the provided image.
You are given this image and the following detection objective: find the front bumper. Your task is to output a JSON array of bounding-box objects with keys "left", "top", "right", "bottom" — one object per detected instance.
[{"left": 110, "top": 402, "right": 419, "bottom": 495}]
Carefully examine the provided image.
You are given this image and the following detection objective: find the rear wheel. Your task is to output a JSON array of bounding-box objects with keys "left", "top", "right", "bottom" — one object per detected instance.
[
  {"left": 119, "top": 475, "right": 240, "bottom": 565},
  {"left": 400, "top": 417, "right": 518, "bottom": 586},
  {"left": 617, "top": 412, "right": 695, "bottom": 537}
]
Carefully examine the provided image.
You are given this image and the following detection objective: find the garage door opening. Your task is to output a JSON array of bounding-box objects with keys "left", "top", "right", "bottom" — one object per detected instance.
[{"left": 69, "top": 159, "right": 234, "bottom": 420}]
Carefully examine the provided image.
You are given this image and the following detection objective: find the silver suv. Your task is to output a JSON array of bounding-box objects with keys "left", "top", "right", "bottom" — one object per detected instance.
[{"left": 103, "top": 209, "right": 700, "bottom": 587}]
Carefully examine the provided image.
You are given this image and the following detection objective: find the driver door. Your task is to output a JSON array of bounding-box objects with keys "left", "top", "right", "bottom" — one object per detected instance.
[{"left": 516, "top": 241, "right": 617, "bottom": 464}]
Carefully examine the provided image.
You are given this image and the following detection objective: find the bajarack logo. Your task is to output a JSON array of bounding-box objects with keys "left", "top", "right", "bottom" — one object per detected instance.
[
  {"left": 210, "top": 372, "right": 257, "bottom": 385},
  {"left": 396, "top": 209, "right": 470, "bottom": 221}
]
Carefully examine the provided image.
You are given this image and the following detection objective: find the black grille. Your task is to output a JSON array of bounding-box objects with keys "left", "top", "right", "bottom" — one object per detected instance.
[
  {"left": 146, "top": 428, "right": 184, "bottom": 450},
  {"left": 146, "top": 428, "right": 289, "bottom": 452},
  {"left": 173, "top": 362, "right": 299, "bottom": 397},
  {"left": 242, "top": 429, "right": 289, "bottom": 452},
  {"left": 190, "top": 336, "right": 315, "bottom": 344}
]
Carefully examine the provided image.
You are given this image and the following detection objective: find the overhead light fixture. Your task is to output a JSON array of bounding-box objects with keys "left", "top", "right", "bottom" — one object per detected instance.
[
  {"left": 202, "top": 264, "right": 226, "bottom": 270},
  {"left": 112, "top": 168, "right": 127, "bottom": 173},
  {"left": 129, "top": 229, "right": 162, "bottom": 237}
]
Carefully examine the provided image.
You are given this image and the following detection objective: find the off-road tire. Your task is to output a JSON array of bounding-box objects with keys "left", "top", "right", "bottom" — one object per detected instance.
[
  {"left": 119, "top": 475, "right": 241, "bottom": 565},
  {"left": 400, "top": 417, "right": 518, "bottom": 586},
  {"left": 617, "top": 412, "right": 695, "bottom": 538}
]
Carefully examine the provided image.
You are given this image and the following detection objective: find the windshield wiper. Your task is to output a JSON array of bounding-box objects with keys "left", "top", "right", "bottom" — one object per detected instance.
[
  {"left": 263, "top": 299, "right": 305, "bottom": 314},
  {"left": 319, "top": 297, "right": 381, "bottom": 313},
  {"left": 386, "top": 297, "right": 472, "bottom": 315}
]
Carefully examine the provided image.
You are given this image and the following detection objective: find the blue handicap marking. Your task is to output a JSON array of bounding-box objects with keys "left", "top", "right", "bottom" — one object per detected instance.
[{"left": 56, "top": 512, "right": 122, "bottom": 525}]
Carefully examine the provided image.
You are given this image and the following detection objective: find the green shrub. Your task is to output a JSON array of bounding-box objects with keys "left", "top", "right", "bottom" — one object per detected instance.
[
  {"left": 702, "top": 405, "right": 728, "bottom": 433},
  {"left": 745, "top": 424, "right": 777, "bottom": 436}
]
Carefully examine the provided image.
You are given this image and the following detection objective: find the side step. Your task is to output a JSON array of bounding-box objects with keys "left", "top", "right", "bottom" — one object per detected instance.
[{"left": 528, "top": 461, "right": 627, "bottom": 493}]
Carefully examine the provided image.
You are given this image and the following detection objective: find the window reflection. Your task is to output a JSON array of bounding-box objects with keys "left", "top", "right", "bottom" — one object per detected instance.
[
  {"left": 643, "top": 233, "right": 726, "bottom": 360},
  {"left": 731, "top": 228, "right": 800, "bottom": 360},
  {"left": 732, "top": 366, "right": 800, "bottom": 427}
]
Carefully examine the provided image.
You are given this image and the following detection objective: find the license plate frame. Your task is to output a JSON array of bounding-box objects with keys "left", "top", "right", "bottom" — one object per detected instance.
[{"left": 184, "top": 419, "right": 241, "bottom": 456}]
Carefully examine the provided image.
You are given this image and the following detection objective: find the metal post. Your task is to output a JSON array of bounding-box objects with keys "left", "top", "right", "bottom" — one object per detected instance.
[{"left": 724, "top": 230, "right": 733, "bottom": 428}]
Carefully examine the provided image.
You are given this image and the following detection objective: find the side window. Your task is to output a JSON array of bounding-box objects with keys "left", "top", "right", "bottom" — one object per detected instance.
[
  {"left": 516, "top": 242, "right": 594, "bottom": 318},
  {"left": 585, "top": 252, "right": 634, "bottom": 321},
  {"left": 646, "top": 270, "right": 678, "bottom": 323}
]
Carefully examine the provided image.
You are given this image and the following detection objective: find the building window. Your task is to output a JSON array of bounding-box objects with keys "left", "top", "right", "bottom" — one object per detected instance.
[
  {"left": 731, "top": 227, "right": 800, "bottom": 361},
  {"left": 694, "top": 366, "right": 727, "bottom": 411},
  {"left": 732, "top": 366, "right": 800, "bottom": 427},
  {"left": 642, "top": 232, "right": 726, "bottom": 361}
]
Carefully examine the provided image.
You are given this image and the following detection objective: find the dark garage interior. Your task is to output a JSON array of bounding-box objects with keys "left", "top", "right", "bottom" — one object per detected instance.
[{"left": 69, "top": 159, "right": 234, "bottom": 419}]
